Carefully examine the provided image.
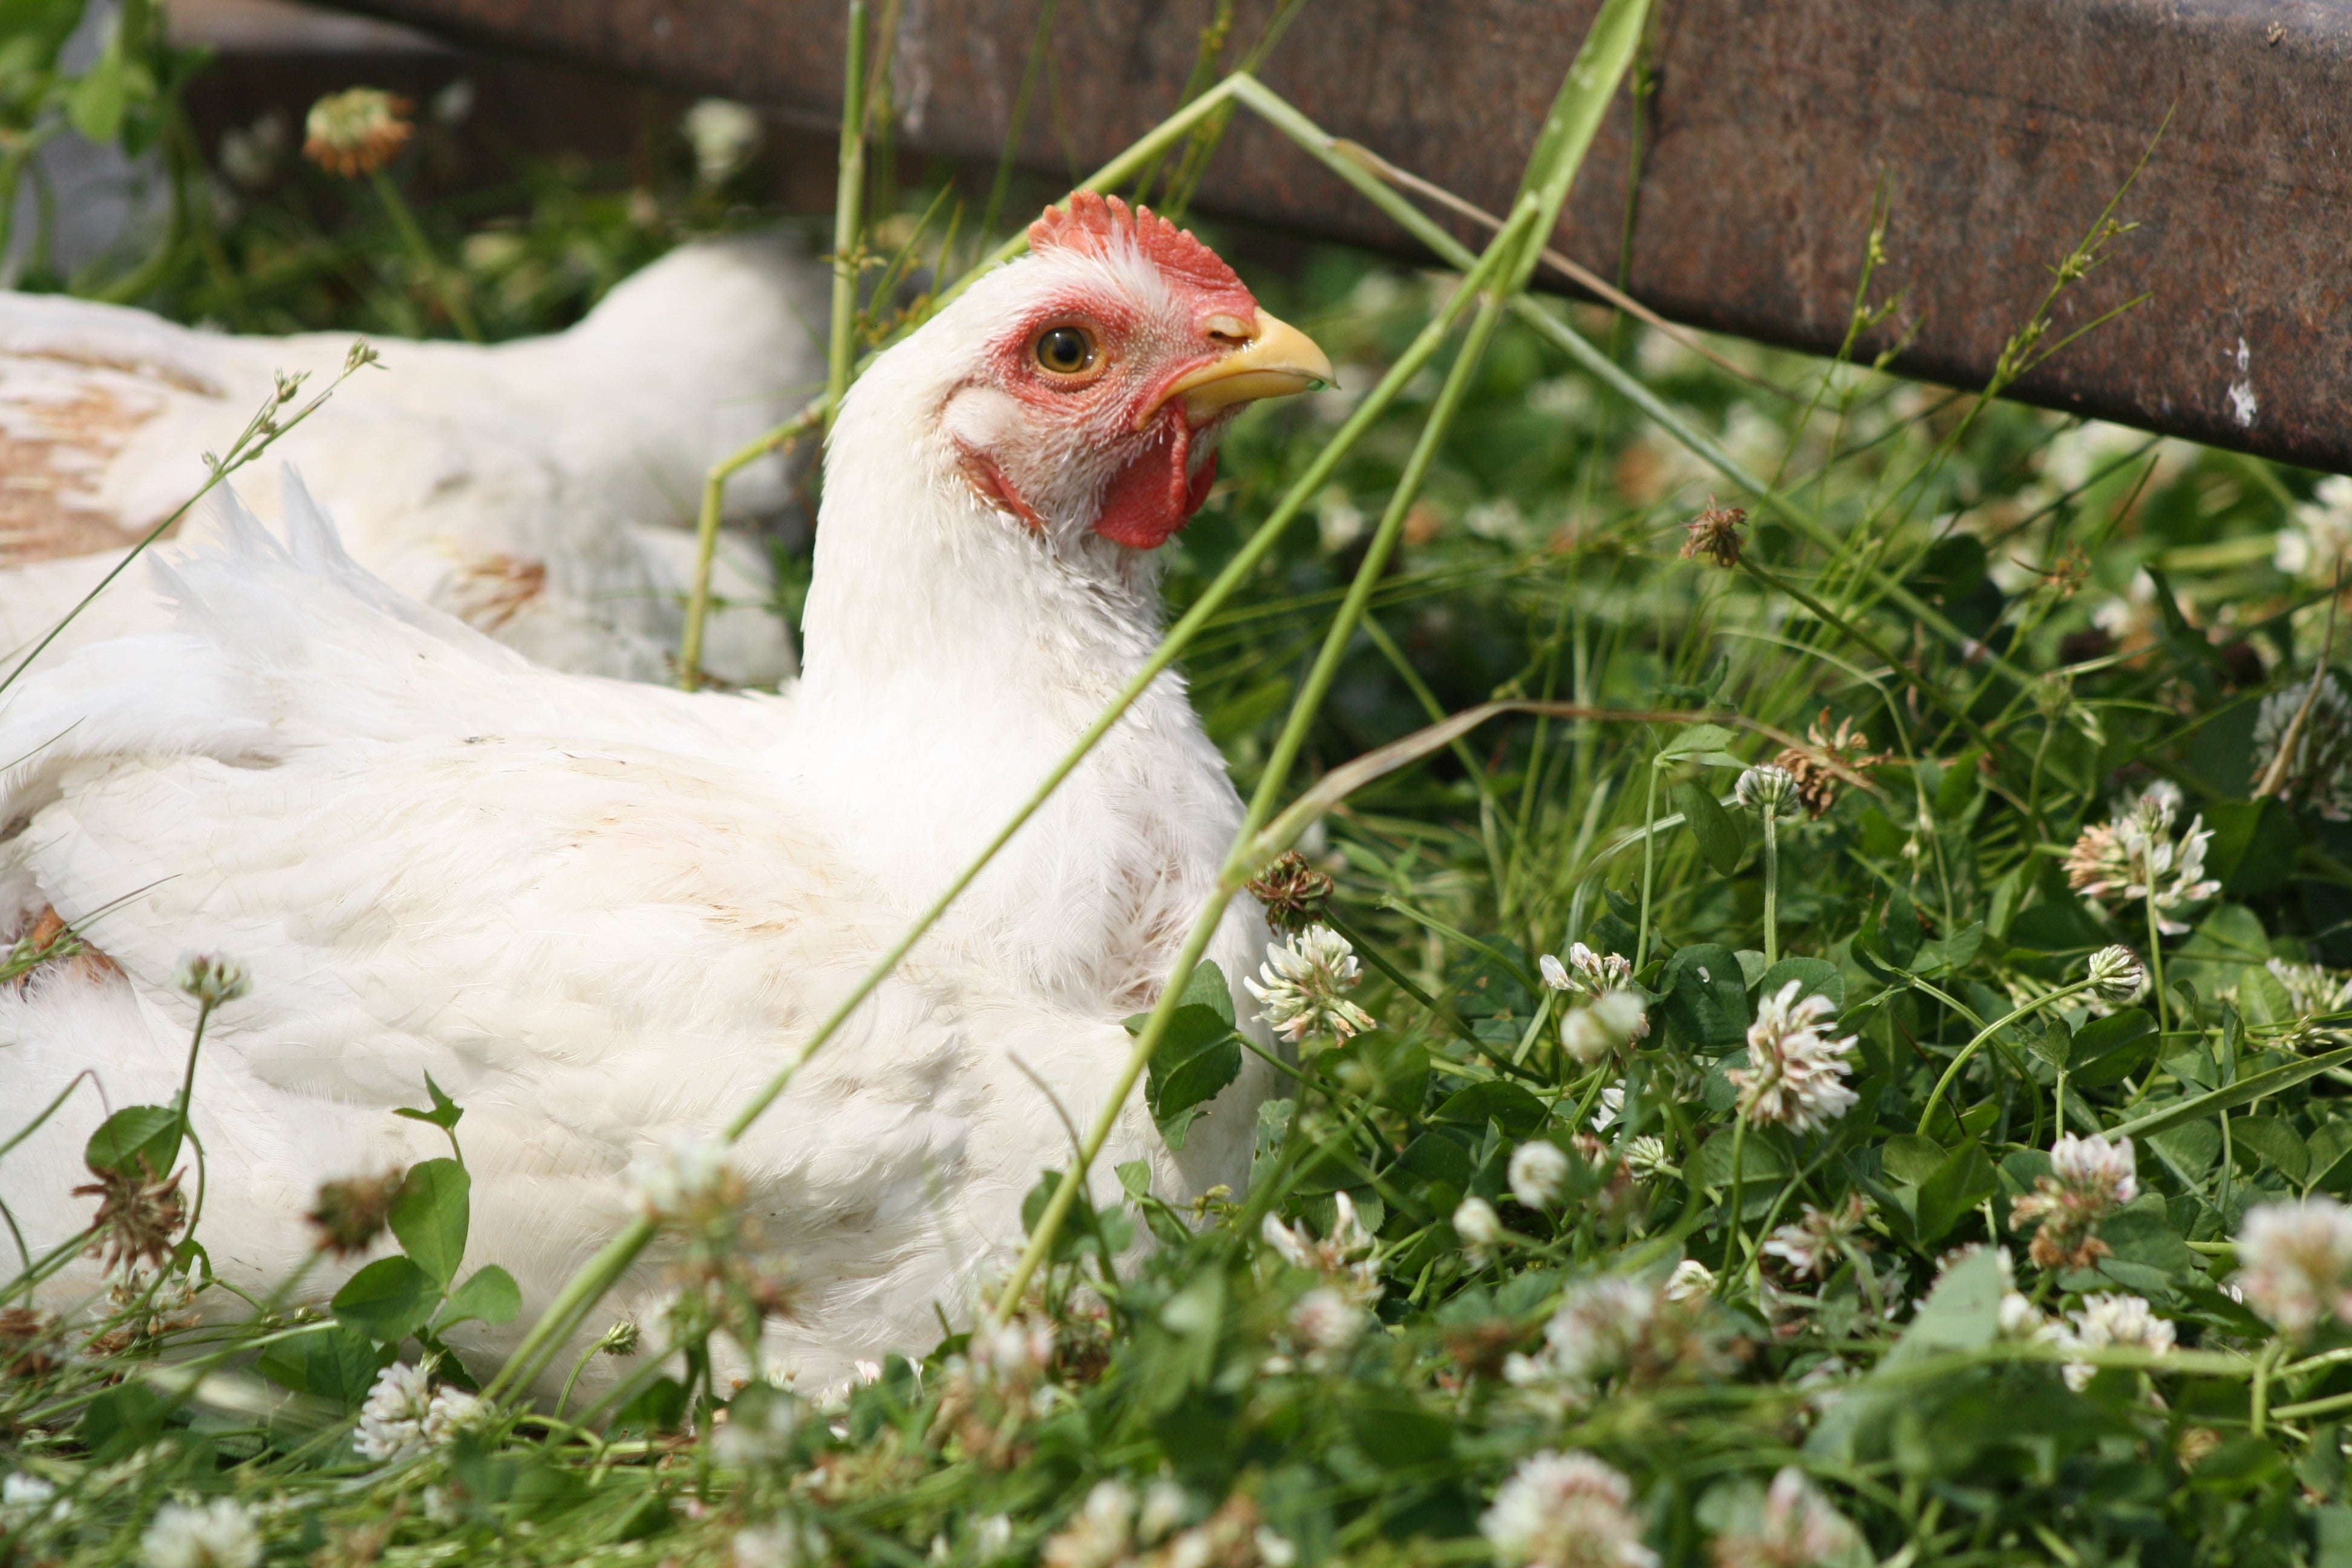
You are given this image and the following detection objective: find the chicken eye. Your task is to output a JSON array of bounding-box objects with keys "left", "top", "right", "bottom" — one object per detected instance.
[{"left": 1033, "top": 325, "right": 1099, "bottom": 379}]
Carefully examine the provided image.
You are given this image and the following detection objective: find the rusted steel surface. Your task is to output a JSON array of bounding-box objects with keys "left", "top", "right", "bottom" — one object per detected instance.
[{"left": 321, "top": 0, "right": 2352, "bottom": 474}]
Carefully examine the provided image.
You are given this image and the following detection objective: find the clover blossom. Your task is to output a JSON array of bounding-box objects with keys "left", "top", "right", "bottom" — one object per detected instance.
[
  {"left": 1709, "top": 1467, "right": 1860, "bottom": 1568},
  {"left": 1262, "top": 1191, "right": 1380, "bottom": 1303},
  {"left": 2269, "top": 956, "right": 2352, "bottom": 1023},
  {"left": 2234, "top": 1197, "right": 2352, "bottom": 1335},
  {"left": 1481, "top": 1451, "right": 1657, "bottom": 1568},
  {"left": 2084, "top": 944, "right": 2149, "bottom": 1008},
  {"left": 142, "top": 1498, "right": 262, "bottom": 1568},
  {"left": 2055, "top": 1293, "right": 2175, "bottom": 1391},
  {"left": 1727, "top": 982, "right": 1858, "bottom": 1133},
  {"left": 2010, "top": 1133, "right": 2137, "bottom": 1270},
  {"left": 1509, "top": 1140, "right": 1573, "bottom": 1210},
  {"left": 1245, "top": 925, "right": 1374, "bottom": 1045},
  {"left": 1760, "top": 1195, "right": 1869, "bottom": 1281},
  {"left": 2063, "top": 782, "right": 2220, "bottom": 935},
  {"left": 302, "top": 88, "right": 413, "bottom": 178},
  {"left": 1734, "top": 765, "right": 1799, "bottom": 818}
]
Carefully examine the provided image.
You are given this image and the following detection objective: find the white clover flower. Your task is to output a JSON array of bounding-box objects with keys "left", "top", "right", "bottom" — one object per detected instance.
[
  {"left": 1510, "top": 1141, "right": 1572, "bottom": 1210},
  {"left": 2013, "top": 1133, "right": 2138, "bottom": 1271},
  {"left": 2235, "top": 1197, "right": 2352, "bottom": 1335},
  {"left": 975, "top": 1516, "right": 1014, "bottom": 1560},
  {"left": 2052, "top": 1132, "right": 2138, "bottom": 1203},
  {"left": 1288, "top": 1286, "right": 1368, "bottom": 1359},
  {"left": 1735, "top": 765, "right": 1799, "bottom": 818},
  {"left": 2063, "top": 781, "right": 2221, "bottom": 934},
  {"left": 1137, "top": 1481, "right": 1192, "bottom": 1544},
  {"left": 628, "top": 1131, "right": 737, "bottom": 1220},
  {"left": 2278, "top": 475, "right": 2352, "bottom": 581},
  {"left": 1244, "top": 925, "right": 1375, "bottom": 1045},
  {"left": 1998, "top": 1290, "right": 2049, "bottom": 1341},
  {"left": 2, "top": 1472, "right": 62, "bottom": 1530},
  {"left": 713, "top": 1390, "right": 803, "bottom": 1468},
  {"left": 734, "top": 1517, "right": 825, "bottom": 1568},
  {"left": 1455, "top": 1197, "right": 1504, "bottom": 1250},
  {"left": 2056, "top": 1293, "right": 2175, "bottom": 1391},
  {"left": 1661, "top": 1259, "right": 1716, "bottom": 1302},
  {"left": 1255, "top": 1527, "right": 1299, "bottom": 1567},
  {"left": 2084, "top": 944, "right": 2148, "bottom": 1008},
  {"left": 173, "top": 952, "right": 251, "bottom": 1007},
  {"left": 1509, "top": 1278, "right": 1659, "bottom": 1393},
  {"left": 1560, "top": 991, "right": 1650, "bottom": 1064},
  {"left": 422, "top": 1385, "right": 488, "bottom": 1446},
  {"left": 1623, "top": 1136, "right": 1672, "bottom": 1181},
  {"left": 976, "top": 1315, "right": 1057, "bottom": 1382},
  {"left": 1589, "top": 1086, "right": 1625, "bottom": 1132},
  {"left": 1760, "top": 1195, "right": 1868, "bottom": 1281},
  {"left": 1259, "top": 1192, "right": 1379, "bottom": 1303},
  {"left": 1480, "top": 1450, "right": 1657, "bottom": 1568},
  {"left": 141, "top": 1498, "right": 261, "bottom": 1568},
  {"left": 2253, "top": 673, "right": 2352, "bottom": 820},
  {"left": 1710, "top": 1466, "right": 1860, "bottom": 1568},
  {"left": 1543, "top": 944, "right": 1642, "bottom": 1010},
  {"left": 684, "top": 98, "right": 763, "bottom": 186},
  {"left": 1728, "top": 982, "right": 1858, "bottom": 1133},
  {"left": 354, "top": 1360, "right": 434, "bottom": 1462},
  {"left": 1042, "top": 1480, "right": 1137, "bottom": 1568},
  {"left": 2269, "top": 956, "right": 2352, "bottom": 1022}
]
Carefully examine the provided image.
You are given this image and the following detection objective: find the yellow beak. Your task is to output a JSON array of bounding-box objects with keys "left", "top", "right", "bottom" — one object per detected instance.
[{"left": 1146, "top": 307, "right": 1334, "bottom": 428}]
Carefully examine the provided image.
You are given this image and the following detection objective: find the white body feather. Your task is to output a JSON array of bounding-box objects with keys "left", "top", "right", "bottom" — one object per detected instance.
[{"left": 0, "top": 234, "right": 826, "bottom": 685}]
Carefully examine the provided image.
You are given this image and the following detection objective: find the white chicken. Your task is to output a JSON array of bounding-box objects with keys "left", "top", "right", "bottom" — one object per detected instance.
[
  {"left": 0, "top": 194, "right": 1332, "bottom": 1393},
  {"left": 0, "top": 230, "right": 825, "bottom": 686}
]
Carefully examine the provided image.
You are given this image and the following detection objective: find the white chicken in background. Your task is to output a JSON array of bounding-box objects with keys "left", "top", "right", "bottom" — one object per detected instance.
[
  {"left": 0, "top": 194, "right": 1332, "bottom": 1392},
  {"left": 0, "top": 230, "right": 825, "bottom": 685}
]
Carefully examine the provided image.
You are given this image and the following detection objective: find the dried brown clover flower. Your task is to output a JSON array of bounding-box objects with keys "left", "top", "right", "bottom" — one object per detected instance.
[
  {"left": 307, "top": 1169, "right": 405, "bottom": 1256},
  {"left": 0, "top": 1305, "right": 57, "bottom": 1379},
  {"left": 73, "top": 1161, "right": 188, "bottom": 1272},
  {"left": 1771, "top": 711, "right": 1886, "bottom": 818},
  {"left": 1246, "top": 850, "right": 1334, "bottom": 933},
  {"left": 1680, "top": 497, "right": 1747, "bottom": 568}
]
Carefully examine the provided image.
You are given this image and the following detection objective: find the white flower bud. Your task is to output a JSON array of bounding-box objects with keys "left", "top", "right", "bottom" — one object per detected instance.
[
  {"left": 173, "top": 952, "right": 252, "bottom": 1008},
  {"left": 1735, "top": 764, "right": 1799, "bottom": 818},
  {"left": 1508, "top": 1141, "right": 1571, "bottom": 1210},
  {"left": 2084, "top": 944, "right": 2148, "bottom": 1007},
  {"left": 1453, "top": 1197, "right": 1503, "bottom": 1248}
]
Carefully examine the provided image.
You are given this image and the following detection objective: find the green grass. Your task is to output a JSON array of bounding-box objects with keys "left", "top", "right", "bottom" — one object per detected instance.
[{"left": 10, "top": 3, "right": 2352, "bottom": 1564}]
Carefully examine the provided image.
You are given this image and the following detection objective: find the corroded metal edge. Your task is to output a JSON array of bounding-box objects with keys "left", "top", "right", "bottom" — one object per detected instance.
[{"left": 321, "top": 0, "right": 2352, "bottom": 474}]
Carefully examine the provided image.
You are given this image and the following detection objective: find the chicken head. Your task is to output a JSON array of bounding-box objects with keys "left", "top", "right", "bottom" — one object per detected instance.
[{"left": 936, "top": 192, "right": 1331, "bottom": 552}]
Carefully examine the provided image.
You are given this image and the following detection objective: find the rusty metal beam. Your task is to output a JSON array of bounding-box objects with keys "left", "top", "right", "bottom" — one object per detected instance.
[{"left": 318, "top": 0, "right": 2352, "bottom": 474}]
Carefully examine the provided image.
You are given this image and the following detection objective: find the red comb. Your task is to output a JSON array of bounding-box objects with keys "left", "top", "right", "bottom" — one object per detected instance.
[{"left": 1028, "top": 192, "right": 1248, "bottom": 299}]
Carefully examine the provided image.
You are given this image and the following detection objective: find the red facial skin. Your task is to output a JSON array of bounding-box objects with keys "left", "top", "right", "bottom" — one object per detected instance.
[{"left": 959, "top": 195, "right": 1263, "bottom": 552}]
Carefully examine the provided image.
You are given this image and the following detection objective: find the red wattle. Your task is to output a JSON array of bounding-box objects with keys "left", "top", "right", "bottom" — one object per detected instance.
[{"left": 1093, "top": 412, "right": 1211, "bottom": 550}]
